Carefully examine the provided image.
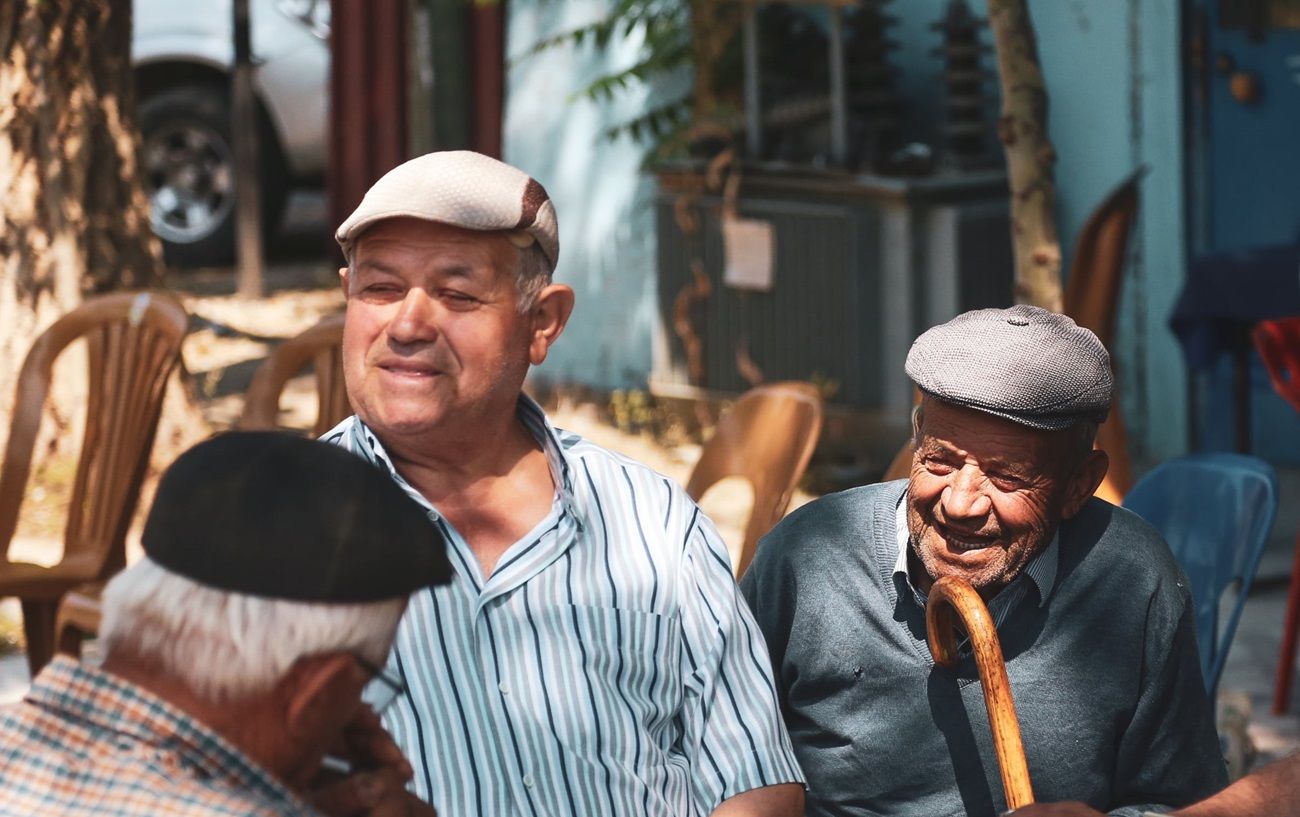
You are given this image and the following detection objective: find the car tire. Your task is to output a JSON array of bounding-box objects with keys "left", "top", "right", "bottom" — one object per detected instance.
[{"left": 138, "top": 83, "right": 289, "bottom": 268}]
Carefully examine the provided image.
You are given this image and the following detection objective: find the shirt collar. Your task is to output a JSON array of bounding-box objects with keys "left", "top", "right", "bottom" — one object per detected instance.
[
  {"left": 893, "top": 490, "right": 1059, "bottom": 609},
  {"left": 348, "top": 393, "right": 581, "bottom": 522},
  {"left": 26, "top": 657, "right": 311, "bottom": 811}
]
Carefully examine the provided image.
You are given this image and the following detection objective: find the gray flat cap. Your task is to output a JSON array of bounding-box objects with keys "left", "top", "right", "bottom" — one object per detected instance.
[
  {"left": 905, "top": 304, "right": 1112, "bottom": 430},
  {"left": 336, "top": 150, "right": 559, "bottom": 272}
]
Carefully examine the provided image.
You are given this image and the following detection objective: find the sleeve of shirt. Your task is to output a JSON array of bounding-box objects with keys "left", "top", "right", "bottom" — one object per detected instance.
[
  {"left": 676, "top": 509, "right": 804, "bottom": 811},
  {"left": 1106, "top": 577, "right": 1228, "bottom": 815}
]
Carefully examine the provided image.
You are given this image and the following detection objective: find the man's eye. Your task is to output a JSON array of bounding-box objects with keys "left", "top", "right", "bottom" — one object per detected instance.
[
  {"left": 988, "top": 473, "right": 1023, "bottom": 489},
  {"left": 924, "top": 458, "right": 955, "bottom": 474}
]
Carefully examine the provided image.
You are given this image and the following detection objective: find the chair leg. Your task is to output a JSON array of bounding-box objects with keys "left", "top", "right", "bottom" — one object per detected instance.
[
  {"left": 20, "top": 599, "right": 58, "bottom": 677},
  {"left": 1273, "top": 531, "right": 1300, "bottom": 714}
]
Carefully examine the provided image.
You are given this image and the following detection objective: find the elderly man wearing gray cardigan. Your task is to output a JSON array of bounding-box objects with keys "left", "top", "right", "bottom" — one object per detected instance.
[{"left": 741, "top": 305, "right": 1226, "bottom": 817}]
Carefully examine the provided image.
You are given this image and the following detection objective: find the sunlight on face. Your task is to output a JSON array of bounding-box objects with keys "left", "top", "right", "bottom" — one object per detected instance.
[
  {"left": 340, "top": 218, "right": 532, "bottom": 442},
  {"left": 906, "top": 400, "right": 1081, "bottom": 597}
]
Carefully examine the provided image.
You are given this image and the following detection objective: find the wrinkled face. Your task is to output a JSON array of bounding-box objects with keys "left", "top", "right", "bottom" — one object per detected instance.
[
  {"left": 341, "top": 218, "right": 534, "bottom": 441},
  {"left": 906, "top": 400, "right": 1085, "bottom": 597}
]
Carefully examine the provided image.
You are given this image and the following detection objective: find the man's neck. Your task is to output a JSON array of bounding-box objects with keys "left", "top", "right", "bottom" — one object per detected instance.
[
  {"left": 100, "top": 652, "right": 301, "bottom": 787},
  {"left": 381, "top": 407, "right": 542, "bottom": 503},
  {"left": 376, "top": 403, "right": 558, "bottom": 577}
]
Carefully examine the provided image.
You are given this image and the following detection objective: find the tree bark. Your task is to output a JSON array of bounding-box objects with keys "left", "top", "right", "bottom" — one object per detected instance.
[
  {"left": 987, "top": 0, "right": 1063, "bottom": 311},
  {"left": 0, "top": 0, "right": 167, "bottom": 452},
  {"left": 0, "top": 0, "right": 164, "bottom": 410}
]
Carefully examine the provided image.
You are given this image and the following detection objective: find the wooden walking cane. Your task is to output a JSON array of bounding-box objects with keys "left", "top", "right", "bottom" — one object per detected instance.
[{"left": 926, "top": 575, "right": 1036, "bottom": 810}]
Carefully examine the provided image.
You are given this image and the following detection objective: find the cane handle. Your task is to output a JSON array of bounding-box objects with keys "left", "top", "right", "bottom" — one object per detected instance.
[{"left": 926, "top": 575, "right": 1035, "bottom": 810}]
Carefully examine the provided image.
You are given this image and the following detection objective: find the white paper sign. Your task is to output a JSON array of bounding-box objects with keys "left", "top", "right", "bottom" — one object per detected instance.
[{"left": 722, "top": 213, "right": 776, "bottom": 292}]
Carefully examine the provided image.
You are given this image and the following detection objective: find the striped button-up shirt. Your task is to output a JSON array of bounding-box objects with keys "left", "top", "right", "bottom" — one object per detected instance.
[
  {"left": 324, "top": 397, "right": 803, "bottom": 816},
  {"left": 892, "top": 491, "right": 1060, "bottom": 628},
  {"left": 0, "top": 657, "right": 317, "bottom": 817}
]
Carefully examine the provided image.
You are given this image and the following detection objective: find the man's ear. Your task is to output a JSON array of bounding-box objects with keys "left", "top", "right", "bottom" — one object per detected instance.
[
  {"left": 528, "top": 284, "right": 575, "bottom": 366},
  {"left": 1062, "top": 448, "right": 1109, "bottom": 519},
  {"left": 283, "top": 653, "right": 365, "bottom": 741},
  {"left": 338, "top": 267, "right": 350, "bottom": 298}
]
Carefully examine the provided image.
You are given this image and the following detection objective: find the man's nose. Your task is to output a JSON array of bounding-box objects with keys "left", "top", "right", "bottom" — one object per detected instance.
[
  {"left": 941, "top": 467, "right": 992, "bottom": 520},
  {"left": 388, "top": 289, "right": 438, "bottom": 344}
]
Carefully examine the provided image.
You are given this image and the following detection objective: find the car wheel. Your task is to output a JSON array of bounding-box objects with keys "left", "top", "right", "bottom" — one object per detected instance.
[{"left": 139, "top": 84, "right": 288, "bottom": 268}]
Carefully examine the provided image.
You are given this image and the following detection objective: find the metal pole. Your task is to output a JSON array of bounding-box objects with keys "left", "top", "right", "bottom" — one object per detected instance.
[
  {"left": 233, "top": 0, "right": 264, "bottom": 299},
  {"left": 743, "top": 2, "right": 762, "bottom": 159},
  {"left": 828, "top": 4, "right": 847, "bottom": 166}
]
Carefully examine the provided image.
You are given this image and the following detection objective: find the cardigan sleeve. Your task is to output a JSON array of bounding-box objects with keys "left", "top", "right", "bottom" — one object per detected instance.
[{"left": 1106, "top": 577, "right": 1228, "bottom": 815}]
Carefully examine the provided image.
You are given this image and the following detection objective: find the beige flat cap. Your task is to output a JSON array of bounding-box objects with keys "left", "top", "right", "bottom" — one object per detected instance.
[{"left": 335, "top": 151, "right": 559, "bottom": 272}]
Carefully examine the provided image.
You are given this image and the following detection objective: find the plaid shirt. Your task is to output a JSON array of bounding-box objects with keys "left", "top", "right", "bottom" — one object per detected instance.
[{"left": 0, "top": 656, "right": 320, "bottom": 816}]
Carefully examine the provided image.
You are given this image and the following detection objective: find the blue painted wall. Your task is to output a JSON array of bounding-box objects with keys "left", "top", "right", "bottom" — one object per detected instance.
[
  {"left": 504, "top": 0, "right": 1191, "bottom": 463},
  {"left": 891, "top": 0, "right": 1188, "bottom": 462},
  {"left": 1031, "top": 0, "right": 1188, "bottom": 464},
  {"left": 505, "top": 0, "right": 676, "bottom": 389}
]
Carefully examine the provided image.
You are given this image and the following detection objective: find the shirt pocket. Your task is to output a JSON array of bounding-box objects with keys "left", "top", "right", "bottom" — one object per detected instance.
[{"left": 564, "top": 604, "right": 683, "bottom": 747}]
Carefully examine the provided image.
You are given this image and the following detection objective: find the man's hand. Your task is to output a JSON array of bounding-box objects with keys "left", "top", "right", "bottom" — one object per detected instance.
[
  {"left": 709, "top": 783, "right": 804, "bottom": 816},
  {"left": 1006, "top": 804, "right": 1105, "bottom": 817},
  {"left": 309, "top": 707, "right": 436, "bottom": 817},
  {"left": 311, "top": 766, "right": 435, "bottom": 817}
]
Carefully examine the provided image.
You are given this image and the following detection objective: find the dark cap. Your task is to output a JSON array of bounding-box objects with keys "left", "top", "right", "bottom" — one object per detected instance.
[
  {"left": 142, "top": 431, "right": 452, "bottom": 603},
  {"left": 905, "top": 304, "right": 1113, "bottom": 430}
]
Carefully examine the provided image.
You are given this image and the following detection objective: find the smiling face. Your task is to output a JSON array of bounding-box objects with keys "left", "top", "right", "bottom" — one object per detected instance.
[
  {"left": 340, "top": 218, "right": 542, "bottom": 443},
  {"left": 906, "top": 398, "right": 1106, "bottom": 598}
]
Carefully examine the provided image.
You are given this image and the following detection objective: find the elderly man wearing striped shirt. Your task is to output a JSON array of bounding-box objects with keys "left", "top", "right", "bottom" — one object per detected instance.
[{"left": 323, "top": 151, "right": 804, "bottom": 817}]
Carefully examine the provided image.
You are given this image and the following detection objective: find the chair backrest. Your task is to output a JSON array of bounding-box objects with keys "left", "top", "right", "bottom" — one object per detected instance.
[
  {"left": 686, "top": 382, "right": 824, "bottom": 577},
  {"left": 1063, "top": 168, "right": 1143, "bottom": 349},
  {"left": 1122, "top": 453, "right": 1278, "bottom": 695},
  {"left": 239, "top": 313, "right": 349, "bottom": 436},
  {"left": 1064, "top": 169, "right": 1143, "bottom": 501},
  {"left": 1253, "top": 317, "right": 1300, "bottom": 413},
  {"left": 0, "top": 292, "right": 189, "bottom": 581}
]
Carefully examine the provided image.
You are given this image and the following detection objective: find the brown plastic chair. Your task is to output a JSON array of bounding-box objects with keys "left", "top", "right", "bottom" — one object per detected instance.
[
  {"left": 54, "top": 581, "right": 103, "bottom": 660},
  {"left": 1063, "top": 169, "right": 1142, "bottom": 504},
  {"left": 686, "top": 382, "right": 823, "bottom": 577},
  {"left": 882, "top": 170, "right": 1142, "bottom": 498},
  {"left": 0, "top": 292, "right": 188, "bottom": 674},
  {"left": 239, "top": 313, "right": 350, "bottom": 436}
]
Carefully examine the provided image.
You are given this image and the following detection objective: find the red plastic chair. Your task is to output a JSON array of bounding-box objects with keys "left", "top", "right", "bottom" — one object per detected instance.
[{"left": 1253, "top": 317, "right": 1300, "bottom": 713}]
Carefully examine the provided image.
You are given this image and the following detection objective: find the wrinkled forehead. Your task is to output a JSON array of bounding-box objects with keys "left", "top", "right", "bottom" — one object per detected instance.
[
  {"left": 351, "top": 218, "right": 521, "bottom": 269},
  {"left": 917, "top": 398, "right": 1074, "bottom": 467}
]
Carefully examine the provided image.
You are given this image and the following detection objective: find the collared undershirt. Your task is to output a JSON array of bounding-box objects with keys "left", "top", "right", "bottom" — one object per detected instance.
[{"left": 893, "top": 492, "right": 1059, "bottom": 629}]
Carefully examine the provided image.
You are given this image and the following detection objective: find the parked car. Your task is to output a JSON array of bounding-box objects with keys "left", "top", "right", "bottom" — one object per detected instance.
[{"left": 132, "top": 0, "right": 330, "bottom": 266}]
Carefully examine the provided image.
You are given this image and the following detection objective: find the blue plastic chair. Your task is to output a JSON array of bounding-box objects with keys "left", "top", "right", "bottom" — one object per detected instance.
[{"left": 1122, "top": 453, "right": 1279, "bottom": 696}]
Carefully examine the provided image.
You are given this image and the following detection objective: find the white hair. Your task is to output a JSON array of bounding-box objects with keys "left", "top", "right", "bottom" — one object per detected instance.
[
  {"left": 513, "top": 242, "right": 552, "bottom": 312},
  {"left": 100, "top": 557, "right": 406, "bottom": 704}
]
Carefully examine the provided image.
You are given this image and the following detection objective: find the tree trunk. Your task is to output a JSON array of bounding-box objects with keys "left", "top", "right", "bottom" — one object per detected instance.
[
  {"left": 987, "top": 0, "right": 1063, "bottom": 312},
  {"left": 0, "top": 0, "right": 166, "bottom": 450}
]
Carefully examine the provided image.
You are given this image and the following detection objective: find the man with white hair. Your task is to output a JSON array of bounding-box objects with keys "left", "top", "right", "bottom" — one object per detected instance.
[
  {"left": 742, "top": 306, "right": 1225, "bottom": 816},
  {"left": 0, "top": 431, "right": 452, "bottom": 816},
  {"left": 323, "top": 150, "right": 804, "bottom": 816}
]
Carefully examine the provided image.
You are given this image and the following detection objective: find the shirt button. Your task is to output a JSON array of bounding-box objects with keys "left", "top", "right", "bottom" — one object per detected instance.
[
  {"left": 498, "top": 681, "right": 510, "bottom": 695},
  {"left": 523, "top": 774, "right": 535, "bottom": 788}
]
